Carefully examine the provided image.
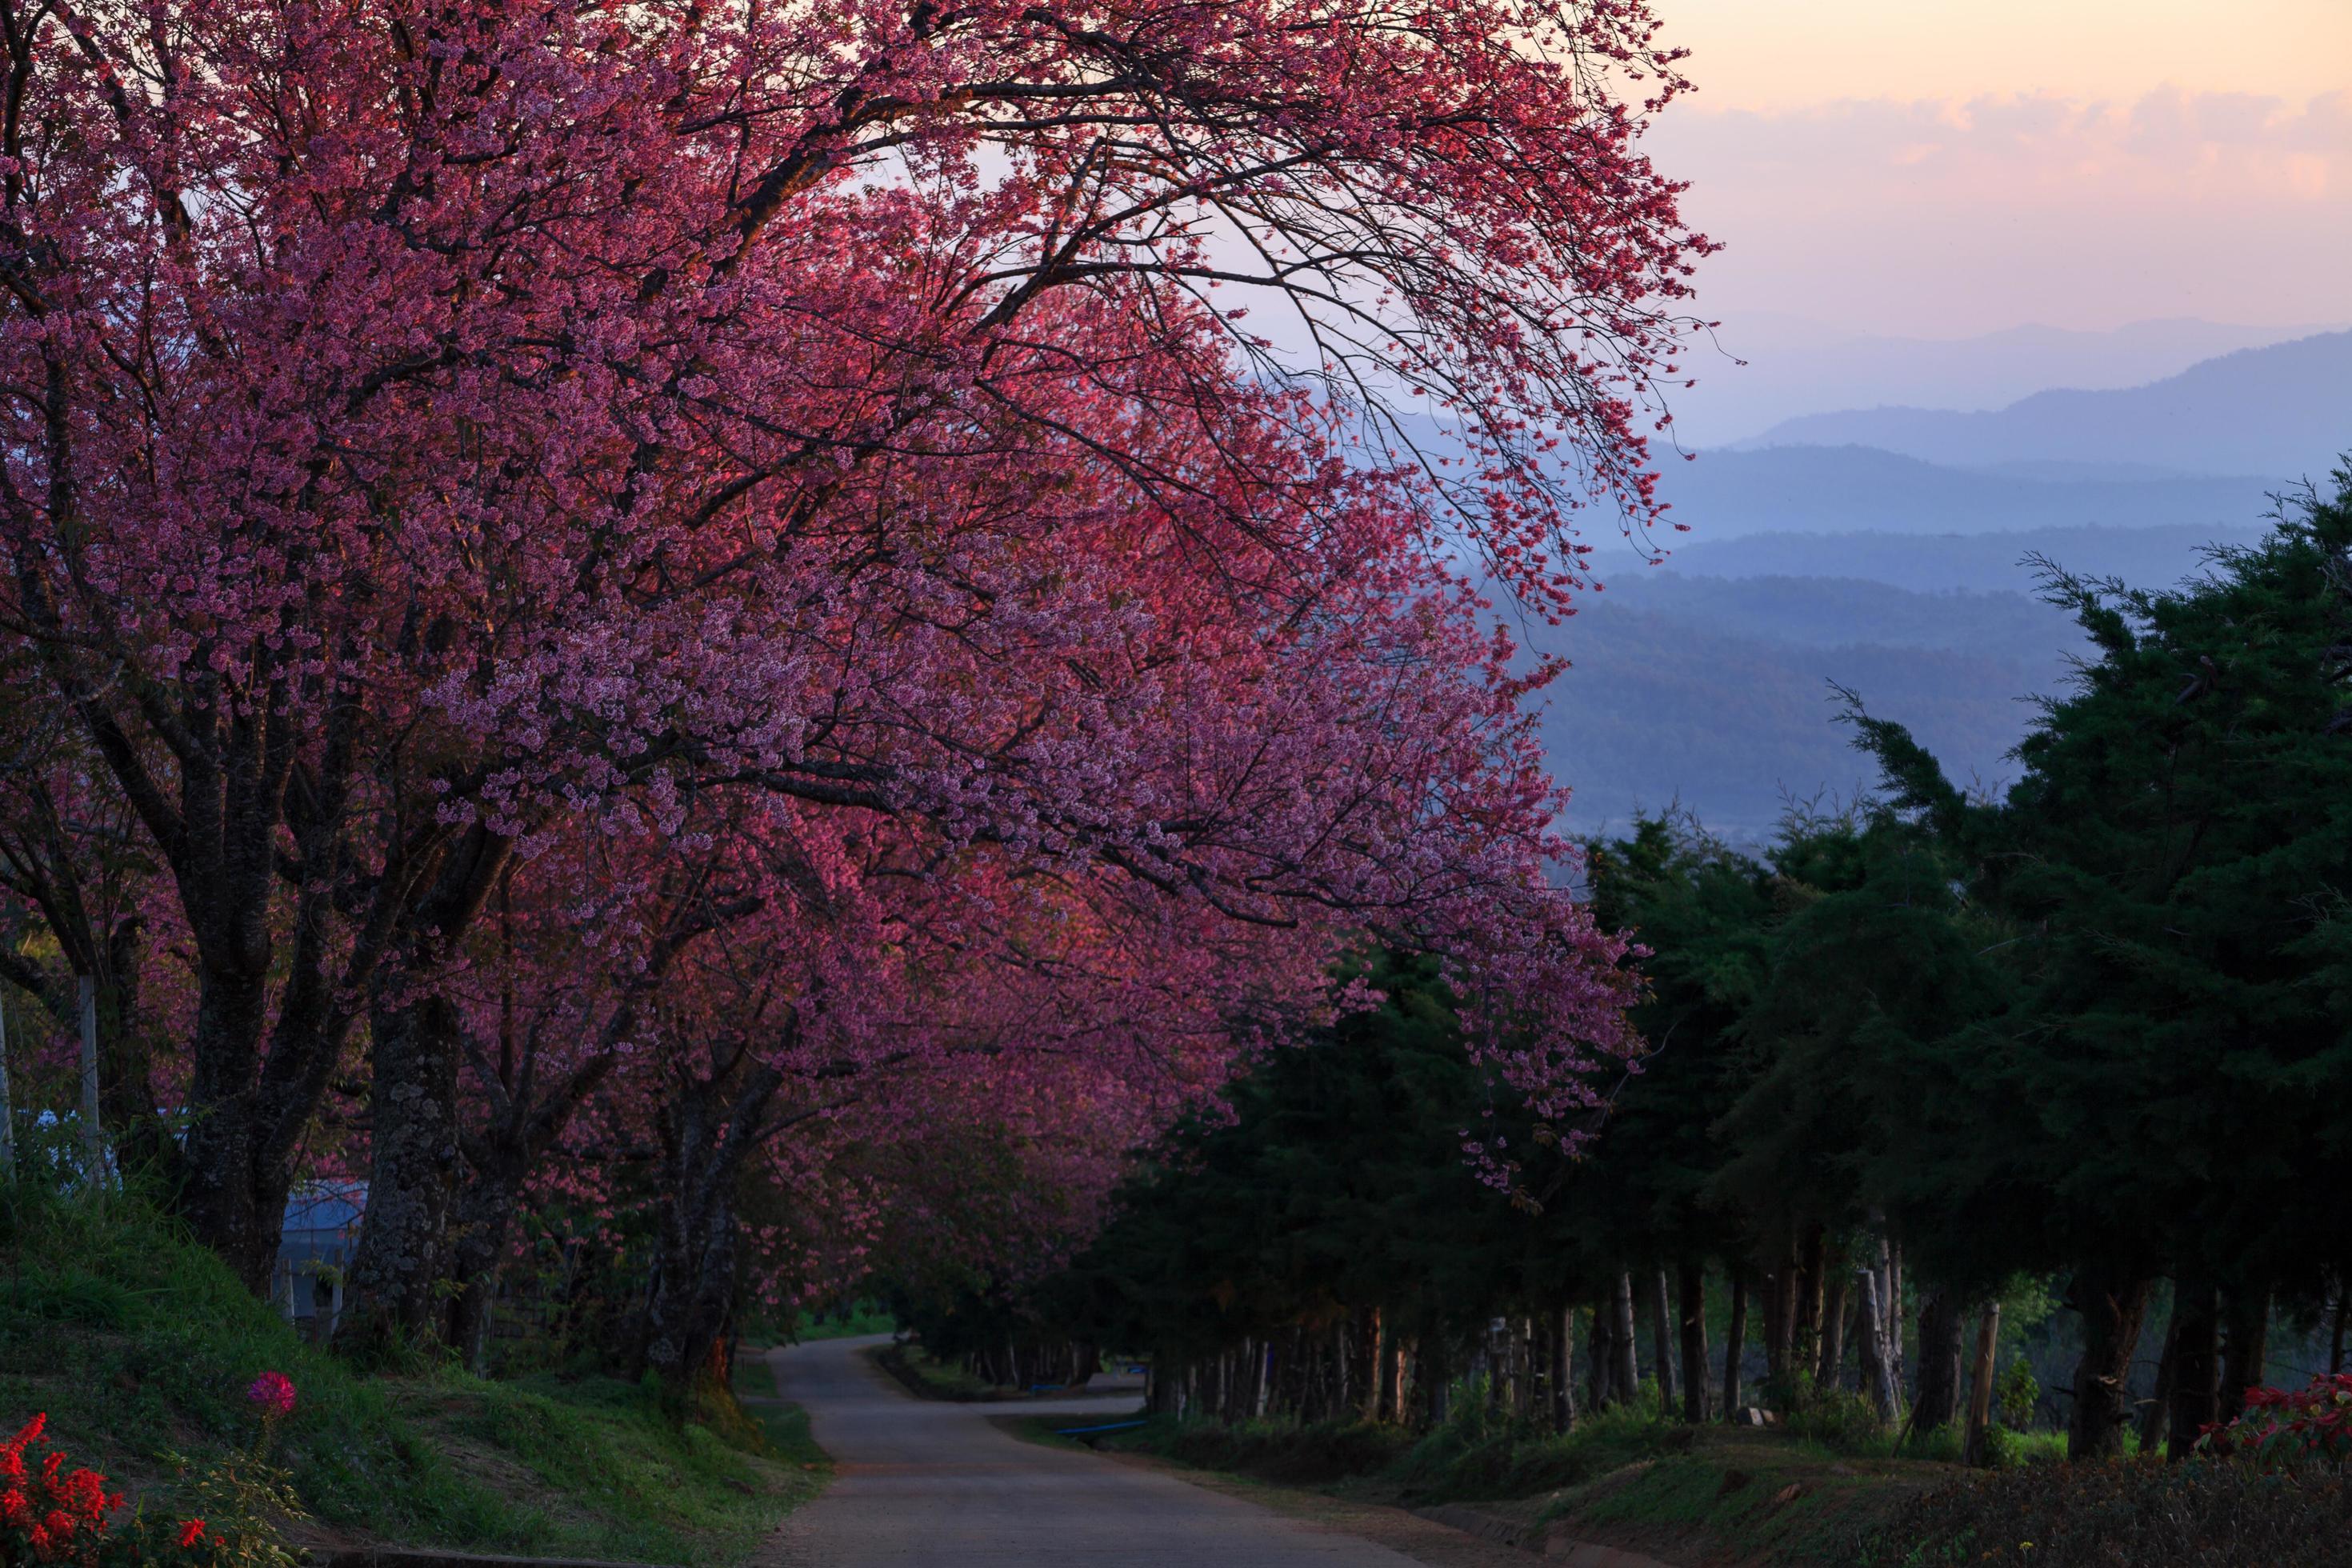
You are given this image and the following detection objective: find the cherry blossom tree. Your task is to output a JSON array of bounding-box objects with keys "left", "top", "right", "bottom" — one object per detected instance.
[{"left": 0, "top": 0, "right": 1707, "bottom": 1325}]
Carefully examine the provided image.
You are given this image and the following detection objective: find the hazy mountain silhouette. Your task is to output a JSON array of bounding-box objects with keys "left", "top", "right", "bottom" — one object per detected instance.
[
  {"left": 1647, "top": 445, "right": 2270, "bottom": 541},
  {"left": 1615, "top": 522, "right": 2277, "bottom": 595},
  {"left": 1670, "top": 315, "right": 2338, "bottom": 449},
  {"left": 1736, "top": 330, "right": 2352, "bottom": 479},
  {"left": 1538, "top": 581, "right": 2081, "bottom": 843}
]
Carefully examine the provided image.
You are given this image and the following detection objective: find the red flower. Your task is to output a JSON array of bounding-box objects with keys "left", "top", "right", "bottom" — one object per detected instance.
[
  {"left": 178, "top": 1518, "right": 206, "bottom": 1549},
  {"left": 246, "top": 1372, "right": 297, "bottom": 1420}
]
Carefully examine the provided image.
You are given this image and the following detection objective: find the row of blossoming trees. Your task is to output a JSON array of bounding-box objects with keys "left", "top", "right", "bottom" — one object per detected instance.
[{"left": 0, "top": 0, "right": 1716, "bottom": 1388}]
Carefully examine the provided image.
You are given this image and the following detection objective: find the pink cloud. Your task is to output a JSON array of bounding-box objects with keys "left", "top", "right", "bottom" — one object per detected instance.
[{"left": 1646, "top": 88, "right": 2351, "bottom": 332}]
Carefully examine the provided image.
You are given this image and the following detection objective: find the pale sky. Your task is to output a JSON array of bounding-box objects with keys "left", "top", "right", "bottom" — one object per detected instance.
[{"left": 1647, "top": 0, "right": 2352, "bottom": 336}]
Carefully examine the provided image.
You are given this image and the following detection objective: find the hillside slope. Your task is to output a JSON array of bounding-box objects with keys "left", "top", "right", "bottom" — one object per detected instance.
[{"left": 0, "top": 1186, "right": 821, "bottom": 1565}]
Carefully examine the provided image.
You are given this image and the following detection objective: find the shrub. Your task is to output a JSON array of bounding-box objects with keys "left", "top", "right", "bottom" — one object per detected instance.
[
  {"left": 1994, "top": 1359, "right": 2039, "bottom": 1434},
  {"left": 2199, "top": 1374, "right": 2352, "bottom": 1469},
  {"left": 1783, "top": 1386, "right": 1892, "bottom": 1454},
  {"left": 0, "top": 1414, "right": 294, "bottom": 1568}
]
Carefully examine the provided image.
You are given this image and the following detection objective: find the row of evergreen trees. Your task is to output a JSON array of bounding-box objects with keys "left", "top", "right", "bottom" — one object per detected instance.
[{"left": 890, "top": 470, "right": 2352, "bottom": 1462}]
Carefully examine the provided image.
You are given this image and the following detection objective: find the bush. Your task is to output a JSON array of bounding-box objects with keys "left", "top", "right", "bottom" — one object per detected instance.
[
  {"left": 1994, "top": 1359, "right": 2039, "bottom": 1434},
  {"left": 1783, "top": 1386, "right": 1892, "bottom": 1455},
  {"left": 0, "top": 1413, "right": 294, "bottom": 1568},
  {"left": 2202, "top": 1374, "right": 2352, "bottom": 1468}
]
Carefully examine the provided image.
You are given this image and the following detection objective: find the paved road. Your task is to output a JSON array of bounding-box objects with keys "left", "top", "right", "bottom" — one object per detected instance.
[{"left": 762, "top": 1334, "right": 1430, "bottom": 1566}]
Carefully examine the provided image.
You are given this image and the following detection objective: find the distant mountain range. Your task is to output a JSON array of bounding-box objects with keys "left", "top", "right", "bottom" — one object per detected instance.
[
  {"left": 1669, "top": 315, "right": 2339, "bottom": 450},
  {"left": 1629, "top": 523, "right": 2274, "bottom": 596},
  {"left": 1644, "top": 445, "right": 2270, "bottom": 542},
  {"left": 1511, "top": 321, "right": 2343, "bottom": 839},
  {"left": 1734, "top": 330, "right": 2352, "bottom": 479},
  {"left": 1534, "top": 579, "right": 2082, "bottom": 844}
]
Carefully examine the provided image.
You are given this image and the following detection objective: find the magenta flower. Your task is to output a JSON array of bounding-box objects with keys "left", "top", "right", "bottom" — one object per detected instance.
[{"left": 246, "top": 1371, "right": 296, "bottom": 1420}]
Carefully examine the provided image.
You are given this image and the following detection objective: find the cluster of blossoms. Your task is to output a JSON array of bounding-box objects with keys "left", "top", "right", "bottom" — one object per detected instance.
[
  {"left": 2200, "top": 1374, "right": 2352, "bottom": 1466},
  {"left": 0, "top": 1414, "right": 209, "bottom": 1567},
  {"left": 1, "top": 1415, "right": 121, "bottom": 1565}
]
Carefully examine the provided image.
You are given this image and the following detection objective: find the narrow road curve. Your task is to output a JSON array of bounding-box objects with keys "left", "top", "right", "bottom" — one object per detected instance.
[{"left": 762, "top": 1334, "right": 1430, "bottom": 1566}]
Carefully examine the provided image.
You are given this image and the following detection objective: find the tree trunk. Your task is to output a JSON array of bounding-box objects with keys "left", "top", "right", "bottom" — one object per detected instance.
[
  {"left": 1551, "top": 1306, "right": 1576, "bottom": 1433},
  {"left": 1587, "top": 1294, "right": 1610, "bottom": 1411},
  {"left": 1855, "top": 1270, "right": 1898, "bottom": 1422},
  {"left": 1881, "top": 1235, "right": 1904, "bottom": 1397},
  {"left": 443, "top": 1165, "right": 515, "bottom": 1375},
  {"left": 1513, "top": 1317, "right": 1535, "bottom": 1421},
  {"left": 1794, "top": 1226, "right": 1826, "bottom": 1381},
  {"left": 74, "top": 975, "right": 104, "bottom": 1181},
  {"left": 340, "top": 825, "right": 511, "bottom": 1354},
  {"left": 1962, "top": 1302, "right": 2002, "bottom": 1467},
  {"left": 1763, "top": 1254, "right": 1792, "bottom": 1382},
  {"left": 2066, "top": 1264, "right": 2154, "bottom": 1461},
  {"left": 1912, "top": 1291, "right": 1966, "bottom": 1432},
  {"left": 2332, "top": 1287, "right": 2346, "bottom": 1376},
  {"left": 340, "top": 991, "right": 466, "bottom": 1355},
  {"left": 1677, "top": 1262, "right": 1710, "bottom": 1423},
  {"left": 1722, "top": 1271, "right": 1747, "bottom": 1420},
  {"left": 2166, "top": 1275, "right": 2220, "bottom": 1462},
  {"left": 639, "top": 1058, "right": 786, "bottom": 1397},
  {"left": 1418, "top": 1334, "right": 1450, "bottom": 1428},
  {"left": 1610, "top": 1272, "right": 1640, "bottom": 1406},
  {"left": 178, "top": 968, "right": 294, "bottom": 1291},
  {"left": 2138, "top": 1294, "right": 2180, "bottom": 1458},
  {"left": 2218, "top": 1285, "right": 2271, "bottom": 1423},
  {"left": 1817, "top": 1270, "right": 1850, "bottom": 1389},
  {"left": 0, "top": 997, "right": 14, "bottom": 1182},
  {"left": 1646, "top": 1270, "right": 1676, "bottom": 1409},
  {"left": 1374, "top": 1318, "right": 1398, "bottom": 1422}
]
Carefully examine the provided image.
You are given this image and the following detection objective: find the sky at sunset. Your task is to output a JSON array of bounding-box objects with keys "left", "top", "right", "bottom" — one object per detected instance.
[{"left": 1648, "top": 0, "right": 2352, "bottom": 340}]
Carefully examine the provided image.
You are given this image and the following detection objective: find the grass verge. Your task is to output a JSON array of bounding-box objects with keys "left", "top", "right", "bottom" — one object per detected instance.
[
  {"left": 1010, "top": 1405, "right": 1964, "bottom": 1565},
  {"left": 868, "top": 1342, "right": 1003, "bottom": 1402},
  {"left": 0, "top": 1183, "right": 822, "bottom": 1566}
]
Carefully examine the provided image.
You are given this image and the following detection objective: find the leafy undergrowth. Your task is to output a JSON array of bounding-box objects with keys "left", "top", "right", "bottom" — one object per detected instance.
[{"left": 0, "top": 1185, "right": 819, "bottom": 1566}]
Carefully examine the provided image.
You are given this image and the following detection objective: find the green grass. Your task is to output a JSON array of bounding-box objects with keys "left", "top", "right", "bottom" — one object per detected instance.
[
  {"left": 1544, "top": 1431, "right": 1957, "bottom": 1564},
  {"left": 1032, "top": 1390, "right": 1984, "bottom": 1566},
  {"left": 0, "top": 1183, "right": 822, "bottom": 1566}
]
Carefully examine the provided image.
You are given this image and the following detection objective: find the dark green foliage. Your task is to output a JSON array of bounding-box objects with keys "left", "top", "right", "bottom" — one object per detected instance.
[
  {"left": 1848, "top": 466, "right": 2352, "bottom": 1303},
  {"left": 1042, "top": 950, "right": 1528, "bottom": 1363}
]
